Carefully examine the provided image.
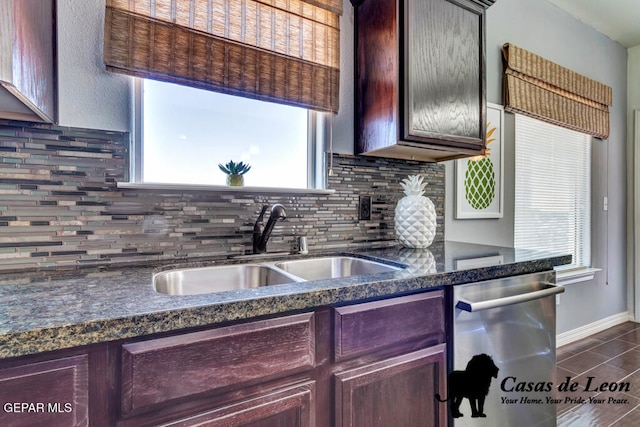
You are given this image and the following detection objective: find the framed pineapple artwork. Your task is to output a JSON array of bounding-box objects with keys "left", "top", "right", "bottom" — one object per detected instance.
[{"left": 455, "top": 102, "right": 504, "bottom": 219}]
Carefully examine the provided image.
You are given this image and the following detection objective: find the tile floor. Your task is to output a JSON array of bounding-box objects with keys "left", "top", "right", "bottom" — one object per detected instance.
[{"left": 557, "top": 322, "right": 640, "bottom": 426}]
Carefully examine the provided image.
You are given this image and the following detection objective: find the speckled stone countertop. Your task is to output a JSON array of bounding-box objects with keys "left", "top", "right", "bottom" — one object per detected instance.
[{"left": 0, "top": 241, "right": 571, "bottom": 359}]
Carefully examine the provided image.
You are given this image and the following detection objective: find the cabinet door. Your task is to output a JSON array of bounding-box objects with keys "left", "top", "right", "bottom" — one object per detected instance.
[
  {"left": 356, "top": 0, "right": 490, "bottom": 161},
  {"left": 0, "top": 0, "right": 57, "bottom": 123},
  {"left": 404, "top": 0, "right": 485, "bottom": 147},
  {"left": 162, "top": 381, "right": 315, "bottom": 427},
  {"left": 0, "top": 355, "right": 89, "bottom": 427},
  {"left": 335, "top": 345, "right": 446, "bottom": 427}
]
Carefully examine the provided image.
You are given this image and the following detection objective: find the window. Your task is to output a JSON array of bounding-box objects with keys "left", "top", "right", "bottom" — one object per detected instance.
[
  {"left": 514, "top": 115, "right": 591, "bottom": 270},
  {"left": 135, "top": 79, "right": 318, "bottom": 189}
]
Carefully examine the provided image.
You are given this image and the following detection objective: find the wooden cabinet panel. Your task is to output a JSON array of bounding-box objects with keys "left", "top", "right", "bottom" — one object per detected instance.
[
  {"left": 355, "top": 0, "right": 399, "bottom": 154},
  {"left": 334, "top": 292, "right": 444, "bottom": 361},
  {"left": 121, "top": 313, "right": 315, "bottom": 414},
  {"left": 335, "top": 345, "right": 447, "bottom": 427},
  {"left": 355, "top": 0, "right": 493, "bottom": 162},
  {"left": 0, "top": 355, "right": 89, "bottom": 427},
  {"left": 405, "top": 0, "right": 481, "bottom": 142},
  {"left": 0, "top": 0, "right": 57, "bottom": 123},
  {"left": 162, "top": 381, "right": 315, "bottom": 427}
]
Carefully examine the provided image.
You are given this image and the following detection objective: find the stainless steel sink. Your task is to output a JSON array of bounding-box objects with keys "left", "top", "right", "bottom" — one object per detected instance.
[
  {"left": 154, "top": 256, "right": 403, "bottom": 295},
  {"left": 274, "top": 256, "right": 401, "bottom": 281},
  {"left": 153, "top": 264, "right": 302, "bottom": 296}
]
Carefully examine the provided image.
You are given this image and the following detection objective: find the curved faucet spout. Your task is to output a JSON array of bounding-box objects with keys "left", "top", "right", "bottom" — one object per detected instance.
[{"left": 253, "top": 204, "right": 287, "bottom": 254}]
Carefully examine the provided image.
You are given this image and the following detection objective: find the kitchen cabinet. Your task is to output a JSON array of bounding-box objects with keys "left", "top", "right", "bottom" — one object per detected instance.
[
  {"left": 335, "top": 346, "right": 446, "bottom": 427},
  {"left": 120, "top": 292, "right": 445, "bottom": 427},
  {"left": 355, "top": 0, "right": 495, "bottom": 162},
  {"left": 333, "top": 292, "right": 447, "bottom": 427},
  {"left": 0, "top": 0, "right": 57, "bottom": 123},
  {"left": 118, "top": 312, "right": 316, "bottom": 426},
  {"left": 0, "top": 354, "right": 89, "bottom": 427},
  {"left": 120, "top": 291, "right": 446, "bottom": 427},
  {"left": 0, "top": 290, "right": 445, "bottom": 427}
]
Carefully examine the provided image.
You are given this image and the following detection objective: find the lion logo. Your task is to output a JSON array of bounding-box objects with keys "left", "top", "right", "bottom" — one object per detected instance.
[{"left": 436, "top": 353, "right": 500, "bottom": 418}]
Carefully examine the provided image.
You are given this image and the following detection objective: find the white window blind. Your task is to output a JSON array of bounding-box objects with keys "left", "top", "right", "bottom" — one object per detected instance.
[{"left": 514, "top": 115, "right": 591, "bottom": 270}]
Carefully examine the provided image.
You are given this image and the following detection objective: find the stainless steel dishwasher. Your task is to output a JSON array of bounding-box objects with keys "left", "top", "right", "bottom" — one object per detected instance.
[{"left": 450, "top": 270, "right": 564, "bottom": 427}]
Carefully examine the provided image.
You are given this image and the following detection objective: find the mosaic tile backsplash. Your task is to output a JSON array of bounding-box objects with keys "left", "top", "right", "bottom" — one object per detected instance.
[{"left": 0, "top": 121, "right": 445, "bottom": 272}]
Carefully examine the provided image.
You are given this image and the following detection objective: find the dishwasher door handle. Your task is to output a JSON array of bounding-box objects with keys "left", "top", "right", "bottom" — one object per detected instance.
[{"left": 456, "top": 282, "right": 565, "bottom": 312}]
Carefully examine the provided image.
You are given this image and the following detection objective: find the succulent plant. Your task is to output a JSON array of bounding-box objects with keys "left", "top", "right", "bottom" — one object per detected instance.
[{"left": 218, "top": 160, "right": 251, "bottom": 176}]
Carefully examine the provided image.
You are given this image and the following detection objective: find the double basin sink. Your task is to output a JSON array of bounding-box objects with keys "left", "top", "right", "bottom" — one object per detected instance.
[{"left": 153, "top": 256, "right": 403, "bottom": 296}]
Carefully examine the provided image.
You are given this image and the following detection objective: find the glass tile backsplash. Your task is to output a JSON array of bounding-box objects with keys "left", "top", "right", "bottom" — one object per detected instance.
[{"left": 0, "top": 121, "right": 444, "bottom": 272}]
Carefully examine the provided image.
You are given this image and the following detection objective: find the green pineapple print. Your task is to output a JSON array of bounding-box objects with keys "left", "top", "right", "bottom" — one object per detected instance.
[{"left": 464, "top": 124, "right": 496, "bottom": 210}]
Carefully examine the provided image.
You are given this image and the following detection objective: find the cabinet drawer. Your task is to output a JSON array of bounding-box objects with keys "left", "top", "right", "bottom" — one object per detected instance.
[
  {"left": 121, "top": 312, "right": 315, "bottom": 414},
  {"left": 0, "top": 355, "right": 89, "bottom": 427},
  {"left": 162, "top": 381, "right": 315, "bottom": 427},
  {"left": 334, "top": 292, "right": 444, "bottom": 361}
]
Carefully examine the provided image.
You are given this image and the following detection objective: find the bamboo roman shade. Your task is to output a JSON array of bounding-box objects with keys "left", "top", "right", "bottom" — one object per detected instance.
[
  {"left": 503, "top": 43, "right": 612, "bottom": 139},
  {"left": 104, "top": 0, "right": 342, "bottom": 113}
]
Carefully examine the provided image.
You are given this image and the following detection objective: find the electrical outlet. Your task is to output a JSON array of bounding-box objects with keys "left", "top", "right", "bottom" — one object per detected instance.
[{"left": 358, "top": 196, "right": 371, "bottom": 220}]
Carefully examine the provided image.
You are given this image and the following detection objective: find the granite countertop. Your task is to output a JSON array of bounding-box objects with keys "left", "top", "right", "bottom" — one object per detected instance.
[{"left": 0, "top": 241, "right": 571, "bottom": 359}]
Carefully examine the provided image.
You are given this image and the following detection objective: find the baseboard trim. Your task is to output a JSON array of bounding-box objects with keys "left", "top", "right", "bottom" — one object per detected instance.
[{"left": 556, "top": 312, "right": 634, "bottom": 347}]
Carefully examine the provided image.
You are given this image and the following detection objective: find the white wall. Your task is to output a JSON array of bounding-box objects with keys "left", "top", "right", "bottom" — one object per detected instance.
[
  {"left": 56, "top": 0, "right": 131, "bottom": 131},
  {"left": 445, "top": 0, "right": 628, "bottom": 333},
  {"left": 331, "top": 2, "right": 356, "bottom": 154}
]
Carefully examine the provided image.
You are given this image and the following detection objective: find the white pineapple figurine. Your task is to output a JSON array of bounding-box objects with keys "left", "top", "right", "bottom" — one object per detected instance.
[{"left": 395, "top": 175, "right": 437, "bottom": 248}]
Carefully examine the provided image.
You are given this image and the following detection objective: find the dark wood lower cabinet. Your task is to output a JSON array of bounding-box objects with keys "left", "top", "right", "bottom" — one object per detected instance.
[
  {"left": 335, "top": 345, "right": 447, "bottom": 427},
  {"left": 0, "top": 355, "right": 89, "bottom": 427},
  {"left": 163, "top": 381, "right": 315, "bottom": 427},
  {"left": 120, "top": 313, "right": 316, "bottom": 415},
  {"left": 0, "top": 290, "right": 446, "bottom": 427}
]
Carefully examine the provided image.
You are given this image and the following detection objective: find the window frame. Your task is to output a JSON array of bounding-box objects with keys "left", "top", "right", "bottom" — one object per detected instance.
[{"left": 129, "top": 78, "right": 327, "bottom": 191}]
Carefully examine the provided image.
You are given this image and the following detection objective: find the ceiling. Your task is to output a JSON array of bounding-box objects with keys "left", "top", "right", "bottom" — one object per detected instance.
[{"left": 546, "top": 0, "right": 640, "bottom": 48}]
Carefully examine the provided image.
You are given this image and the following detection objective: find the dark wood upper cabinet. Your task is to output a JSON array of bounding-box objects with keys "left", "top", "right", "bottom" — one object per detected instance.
[
  {"left": 0, "top": 0, "right": 57, "bottom": 123},
  {"left": 355, "top": 0, "right": 495, "bottom": 162}
]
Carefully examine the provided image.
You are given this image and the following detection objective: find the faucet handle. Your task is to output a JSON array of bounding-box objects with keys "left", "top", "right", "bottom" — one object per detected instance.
[{"left": 256, "top": 205, "right": 268, "bottom": 222}]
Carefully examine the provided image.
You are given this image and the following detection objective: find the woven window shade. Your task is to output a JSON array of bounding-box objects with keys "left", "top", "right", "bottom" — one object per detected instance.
[
  {"left": 104, "top": 0, "right": 342, "bottom": 113},
  {"left": 502, "top": 43, "right": 612, "bottom": 139}
]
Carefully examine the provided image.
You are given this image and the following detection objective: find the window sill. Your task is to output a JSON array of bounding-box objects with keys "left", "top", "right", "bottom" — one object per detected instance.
[
  {"left": 555, "top": 267, "right": 601, "bottom": 286},
  {"left": 117, "top": 182, "right": 336, "bottom": 195}
]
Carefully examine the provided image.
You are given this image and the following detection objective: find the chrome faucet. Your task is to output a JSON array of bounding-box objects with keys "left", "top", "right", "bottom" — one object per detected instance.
[{"left": 253, "top": 204, "right": 287, "bottom": 254}]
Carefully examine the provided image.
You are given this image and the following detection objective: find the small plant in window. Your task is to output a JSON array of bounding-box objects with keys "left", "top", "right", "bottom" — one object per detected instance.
[{"left": 218, "top": 160, "right": 251, "bottom": 187}]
